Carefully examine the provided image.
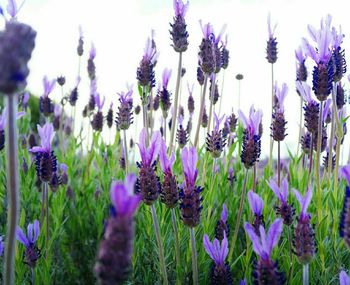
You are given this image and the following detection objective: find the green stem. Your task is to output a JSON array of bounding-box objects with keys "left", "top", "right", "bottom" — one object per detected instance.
[
  {"left": 194, "top": 75, "right": 208, "bottom": 147},
  {"left": 303, "top": 263, "right": 309, "bottom": 285},
  {"left": 123, "top": 129, "right": 128, "bottom": 174},
  {"left": 269, "top": 63, "right": 274, "bottom": 170},
  {"left": 278, "top": 141, "right": 281, "bottom": 187},
  {"left": 315, "top": 102, "right": 323, "bottom": 223},
  {"left": 151, "top": 205, "right": 168, "bottom": 285},
  {"left": 45, "top": 182, "right": 49, "bottom": 260},
  {"left": 4, "top": 95, "right": 20, "bottom": 285},
  {"left": 169, "top": 52, "right": 183, "bottom": 154},
  {"left": 207, "top": 73, "right": 216, "bottom": 133},
  {"left": 171, "top": 208, "right": 181, "bottom": 284},
  {"left": 189, "top": 227, "right": 198, "bottom": 285},
  {"left": 228, "top": 168, "right": 248, "bottom": 262},
  {"left": 31, "top": 267, "right": 35, "bottom": 285}
]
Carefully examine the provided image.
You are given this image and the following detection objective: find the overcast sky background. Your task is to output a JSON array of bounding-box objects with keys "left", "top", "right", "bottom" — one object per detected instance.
[{"left": 5, "top": 0, "right": 350, "bottom": 160}]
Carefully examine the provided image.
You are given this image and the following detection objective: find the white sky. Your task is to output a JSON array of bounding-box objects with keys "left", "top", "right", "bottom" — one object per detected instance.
[{"left": 5, "top": 0, "right": 350, "bottom": 159}]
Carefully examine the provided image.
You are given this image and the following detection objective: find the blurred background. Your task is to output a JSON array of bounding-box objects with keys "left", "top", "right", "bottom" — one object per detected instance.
[{"left": 7, "top": 0, "right": 350, "bottom": 160}]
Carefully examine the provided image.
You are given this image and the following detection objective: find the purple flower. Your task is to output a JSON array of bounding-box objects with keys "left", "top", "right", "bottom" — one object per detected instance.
[
  {"left": 238, "top": 106, "right": 263, "bottom": 136},
  {"left": 89, "top": 43, "right": 96, "bottom": 60},
  {"left": 244, "top": 218, "right": 283, "bottom": 260},
  {"left": 215, "top": 203, "right": 229, "bottom": 241},
  {"left": 0, "top": 107, "right": 24, "bottom": 131},
  {"left": 0, "top": 235, "right": 3, "bottom": 257},
  {"left": 111, "top": 174, "right": 141, "bottom": 218},
  {"left": 159, "top": 138, "right": 175, "bottom": 174},
  {"left": 54, "top": 104, "right": 61, "bottom": 117},
  {"left": 267, "top": 12, "right": 277, "bottom": 39},
  {"left": 293, "top": 187, "right": 312, "bottom": 220},
  {"left": 6, "top": 0, "right": 17, "bottom": 18},
  {"left": 340, "top": 271, "right": 350, "bottom": 285},
  {"left": 137, "top": 128, "right": 161, "bottom": 166},
  {"left": 296, "top": 81, "right": 314, "bottom": 103},
  {"left": 94, "top": 93, "right": 105, "bottom": 111},
  {"left": 274, "top": 82, "right": 288, "bottom": 113},
  {"left": 295, "top": 46, "right": 307, "bottom": 64},
  {"left": 213, "top": 112, "right": 225, "bottom": 131},
  {"left": 322, "top": 98, "right": 332, "bottom": 122},
  {"left": 339, "top": 164, "right": 350, "bottom": 185},
  {"left": 173, "top": 0, "right": 189, "bottom": 17},
  {"left": 30, "top": 122, "right": 55, "bottom": 153},
  {"left": 248, "top": 190, "right": 264, "bottom": 216},
  {"left": 267, "top": 178, "right": 288, "bottom": 204},
  {"left": 181, "top": 146, "right": 198, "bottom": 189},
  {"left": 239, "top": 279, "right": 247, "bottom": 285},
  {"left": 220, "top": 203, "right": 227, "bottom": 223},
  {"left": 42, "top": 76, "right": 56, "bottom": 98},
  {"left": 203, "top": 233, "right": 228, "bottom": 266},
  {"left": 17, "top": 220, "right": 41, "bottom": 267},
  {"left": 199, "top": 20, "right": 214, "bottom": 40}
]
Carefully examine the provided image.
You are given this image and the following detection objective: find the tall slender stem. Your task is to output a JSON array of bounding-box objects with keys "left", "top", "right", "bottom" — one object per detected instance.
[
  {"left": 269, "top": 64, "right": 275, "bottom": 170},
  {"left": 151, "top": 205, "right": 168, "bottom": 285},
  {"left": 228, "top": 168, "right": 248, "bottom": 262},
  {"left": 207, "top": 73, "right": 216, "bottom": 133},
  {"left": 189, "top": 227, "right": 198, "bottom": 285},
  {"left": 168, "top": 52, "right": 183, "bottom": 154},
  {"left": 123, "top": 129, "right": 128, "bottom": 174},
  {"left": 194, "top": 75, "right": 208, "bottom": 147},
  {"left": 315, "top": 102, "right": 323, "bottom": 222},
  {"left": 297, "top": 93, "right": 303, "bottom": 156},
  {"left": 278, "top": 141, "right": 281, "bottom": 187},
  {"left": 303, "top": 263, "right": 309, "bottom": 285},
  {"left": 31, "top": 267, "right": 35, "bottom": 285},
  {"left": 171, "top": 208, "right": 181, "bottom": 283},
  {"left": 45, "top": 182, "right": 49, "bottom": 259},
  {"left": 4, "top": 95, "right": 20, "bottom": 285}
]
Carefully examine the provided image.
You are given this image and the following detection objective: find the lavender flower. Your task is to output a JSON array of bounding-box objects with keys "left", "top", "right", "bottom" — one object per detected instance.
[
  {"left": 198, "top": 21, "right": 216, "bottom": 74},
  {"left": 17, "top": 220, "right": 41, "bottom": 267},
  {"left": 339, "top": 165, "right": 350, "bottom": 248},
  {"left": 21, "top": 91, "right": 30, "bottom": 109},
  {"left": 238, "top": 106, "right": 263, "bottom": 168},
  {"left": 91, "top": 92, "right": 105, "bottom": 132},
  {"left": 77, "top": 26, "right": 84, "bottom": 56},
  {"left": 159, "top": 139, "right": 178, "bottom": 208},
  {"left": 137, "top": 33, "right": 158, "bottom": 88},
  {"left": 293, "top": 187, "right": 316, "bottom": 264},
  {"left": 159, "top": 68, "right": 172, "bottom": 118},
  {"left": 0, "top": 235, "right": 3, "bottom": 257},
  {"left": 0, "top": 21, "right": 36, "bottom": 94},
  {"left": 244, "top": 219, "right": 285, "bottom": 284},
  {"left": 60, "top": 163, "right": 68, "bottom": 185},
  {"left": 295, "top": 46, "right": 308, "bottom": 81},
  {"left": 203, "top": 233, "right": 232, "bottom": 284},
  {"left": 180, "top": 147, "right": 203, "bottom": 227},
  {"left": 202, "top": 105, "right": 208, "bottom": 128},
  {"left": 68, "top": 76, "right": 81, "bottom": 107},
  {"left": 197, "top": 65, "right": 205, "bottom": 85},
  {"left": 248, "top": 190, "right": 265, "bottom": 235},
  {"left": 135, "top": 129, "right": 162, "bottom": 205},
  {"left": 95, "top": 174, "right": 141, "bottom": 285},
  {"left": 271, "top": 82, "right": 288, "bottom": 141},
  {"left": 40, "top": 76, "right": 56, "bottom": 116},
  {"left": 88, "top": 79, "right": 97, "bottom": 111},
  {"left": 170, "top": 0, "right": 189, "bottom": 52},
  {"left": 53, "top": 104, "right": 61, "bottom": 130},
  {"left": 116, "top": 86, "right": 133, "bottom": 130},
  {"left": 340, "top": 271, "right": 350, "bottom": 285},
  {"left": 221, "top": 35, "right": 229, "bottom": 69},
  {"left": 303, "top": 15, "right": 333, "bottom": 101},
  {"left": 206, "top": 112, "right": 226, "bottom": 158},
  {"left": 336, "top": 83, "right": 346, "bottom": 110},
  {"left": 215, "top": 203, "right": 229, "bottom": 241},
  {"left": 187, "top": 84, "right": 195, "bottom": 114},
  {"left": 88, "top": 43, "right": 96, "bottom": 80},
  {"left": 209, "top": 74, "right": 220, "bottom": 105},
  {"left": 176, "top": 115, "right": 188, "bottom": 148},
  {"left": 57, "top": 75, "right": 66, "bottom": 86},
  {"left": 268, "top": 178, "right": 295, "bottom": 225},
  {"left": 331, "top": 25, "right": 346, "bottom": 82},
  {"left": 106, "top": 102, "right": 114, "bottom": 129},
  {"left": 0, "top": 107, "right": 24, "bottom": 151},
  {"left": 266, "top": 13, "right": 278, "bottom": 63},
  {"left": 30, "top": 123, "right": 58, "bottom": 186}
]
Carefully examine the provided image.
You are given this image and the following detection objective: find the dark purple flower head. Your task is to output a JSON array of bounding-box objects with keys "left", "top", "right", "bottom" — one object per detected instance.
[
  {"left": 340, "top": 271, "right": 350, "bottom": 285},
  {"left": 268, "top": 178, "right": 288, "bottom": 204},
  {"left": 293, "top": 187, "right": 312, "bottom": 220},
  {"left": 238, "top": 106, "right": 263, "bottom": 137},
  {"left": 137, "top": 128, "right": 161, "bottom": 166},
  {"left": 248, "top": 190, "right": 264, "bottom": 216},
  {"left": 30, "top": 122, "right": 55, "bottom": 153},
  {"left": 266, "top": 13, "right": 278, "bottom": 63},
  {"left": 181, "top": 146, "right": 198, "bottom": 189},
  {"left": 159, "top": 138, "right": 175, "bottom": 174},
  {"left": 244, "top": 218, "right": 283, "bottom": 260},
  {"left": 203, "top": 233, "right": 228, "bottom": 266},
  {"left": 111, "top": 174, "right": 141, "bottom": 218},
  {"left": 173, "top": 0, "right": 189, "bottom": 17}
]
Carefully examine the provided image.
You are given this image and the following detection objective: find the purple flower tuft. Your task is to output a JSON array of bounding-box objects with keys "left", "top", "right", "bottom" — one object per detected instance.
[
  {"left": 293, "top": 187, "right": 312, "bottom": 220},
  {"left": 203, "top": 233, "right": 228, "bottom": 266},
  {"left": 173, "top": 0, "right": 189, "bottom": 17},
  {"left": 181, "top": 146, "right": 198, "bottom": 188},
  {"left": 340, "top": 271, "right": 350, "bottom": 285},
  {"left": 17, "top": 220, "right": 41, "bottom": 267},
  {"left": 248, "top": 190, "right": 264, "bottom": 216}
]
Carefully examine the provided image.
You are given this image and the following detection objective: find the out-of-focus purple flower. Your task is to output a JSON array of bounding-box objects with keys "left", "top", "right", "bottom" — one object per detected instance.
[
  {"left": 213, "top": 112, "right": 225, "bottom": 131},
  {"left": 221, "top": 35, "right": 229, "bottom": 69},
  {"left": 181, "top": 146, "right": 198, "bottom": 188},
  {"left": 340, "top": 164, "right": 350, "bottom": 185},
  {"left": 162, "top": 68, "right": 172, "bottom": 88},
  {"left": 137, "top": 128, "right": 161, "bottom": 167},
  {"left": 159, "top": 138, "right": 175, "bottom": 174},
  {"left": 238, "top": 106, "right": 263, "bottom": 137},
  {"left": 274, "top": 82, "right": 288, "bottom": 113},
  {"left": 266, "top": 13, "right": 278, "bottom": 63},
  {"left": 42, "top": 76, "right": 56, "bottom": 98},
  {"left": 340, "top": 271, "right": 350, "bottom": 285},
  {"left": 177, "top": 114, "right": 188, "bottom": 148},
  {"left": 268, "top": 178, "right": 288, "bottom": 204},
  {"left": 293, "top": 187, "right": 312, "bottom": 220},
  {"left": 0, "top": 235, "right": 3, "bottom": 256},
  {"left": 94, "top": 93, "right": 105, "bottom": 111},
  {"left": 340, "top": 164, "right": 350, "bottom": 248},
  {"left": 267, "top": 12, "right": 277, "bottom": 39},
  {"left": 40, "top": 76, "right": 56, "bottom": 116},
  {"left": 54, "top": 104, "right": 61, "bottom": 117},
  {"left": 30, "top": 123, "right": 55, "bottom": 153},
  {"left": 239, "top": 279, "right": 247, "bottom": 285},
  {"left": 23, "top": 92, "right": 30, "bottom": 105},
  {"left": 248, "top": 190, "right": 264, "bottom": 216},
  {"left": 6, "top": 0, "right": 17, "bottom": 18},
  {"left": 215, "top": 203, "right": 229, "bottom": 240},
  {"left": 203, "top": 233, "right": 228, "bottom": 266},
  {"left": 295, "top": 46, "right": 308, "bottom": 81},
  {"left": 88, "top": 43, "right": 97, "bottom": 80},
  {"left": 322, "top": 98, "right": 332, "bottom": 123},
  {"left": 17, "top": 220, "right": 41, "bottom": 267},
  {"left": 111, "top": 174, "right": 141, "bottom": 217},
  {"left": 173, "top": 0, "right": 189, "bottom": 17}
]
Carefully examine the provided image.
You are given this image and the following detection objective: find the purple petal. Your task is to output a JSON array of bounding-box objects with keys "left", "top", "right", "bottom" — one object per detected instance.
[
  {"left": 307, "top": 24, "right": 318, "bottom": 42},
  {"left": 340, "top": 271, "right": 350, "bottom": 285},
  {"left": 60, "top": 163, "right": 68, "bottom": 173},
  {"left": 302, "top": 38, "right": 317, "bottom": 62},
  {"left": 137, "top": 128, "right": 147, "bottom": 163},
  {"left": 266, "top": 218, "right": 283, "bottom": 254},
  {"left": 199, "top": 20, "right": 213, "bottom": 39},
  {"left": 340, "top": 164, "right": 350, "bottom": 185},
  {"left": 239, "top": 279, "right": 247, "bottom": 285},
  {"left": 6, "top": 0, "right": 17, "bottom": 18},
  {"left": 29, "top": 146, "right": 45, "bottom": 153},
  {"left": 124, "top": 173, "right": 137, "bottom": 195},
  {"left": 259, "top": 225, "right": 268, "bottom": 256},
  {"left": 110, "top": 182, "right": 127, "bottom": 215},
  {"left": 220, "top": 233, "right": 228, "bottom": 263},
  {"left": 322, "top": 99, "right": 332, "bottom": 122},
  {"left": 281, "top": 178, "right": 289, "bottom": 202},
  {"left": 293, "top": 188, "right": 303, "bottom": 207},
  {"left": 148, "top": 131, "right": 161, "bottom": 164},
  {"left": 267, "top": 179, "right": 284, "bottom": 203},
  {"left": 213, "top": 238, "right": 221, "bottom": 263},
  {"left": 162, "top": 68, "right": 172, "bottom": 88},
  {"left": 247, "top": 190, "right": 264, "bottom": 216},
  {"left": 33, "top": 220, "right": 40, "bottom": 243},
  {"left": 302, "top": 187, "right": 313, "bottom": 216},
  {"left": 89, "top": 43, "right": 96, "bottom": 59},
  {"left": 220, "top": 203, "right": 228, "bottom": 223},
  {"left": 244, "top": 223, "right": 262, "bottom": 257},
  {"left": 238, "top": 109, "right": 249, "bottom": 129},
  {"left": 296, "top": 81, "right": 312, "bottom": 103},
  {"left": 27, "top": 223, "right": 34, "bottom": 243},
  {"left": 203, "top": 234, "right": 216, "bottom": 262},
  {"left": 23, "top": 92, "right": 30, "bottom": 105},
  {"left": 16, "top": 227, "right": 29, "bottom": 247},
  {"left": 159, "top": 139, "right": 168, "bottom": 172}
]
